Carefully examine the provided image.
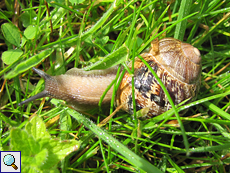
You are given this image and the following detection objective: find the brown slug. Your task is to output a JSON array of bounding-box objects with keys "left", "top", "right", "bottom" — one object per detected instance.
[{"left": 19, "top": 38, "right": 201, "bottom": 118}]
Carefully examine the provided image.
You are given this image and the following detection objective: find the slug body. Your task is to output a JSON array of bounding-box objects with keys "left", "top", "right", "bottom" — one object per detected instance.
[
  {"left": 19, "top": 66, "right": 118, "bottom": 111},
  {"left": 19, "top": 38, "right": 201, "bottom": 118}
]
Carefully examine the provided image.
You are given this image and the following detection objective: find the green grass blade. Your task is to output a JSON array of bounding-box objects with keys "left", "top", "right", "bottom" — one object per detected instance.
[
  {"left": 68, "top": 108, "right": 163, "bottom": 173},
  {"left": 174, "top": 0, "right": 193, "bottom": 40}
]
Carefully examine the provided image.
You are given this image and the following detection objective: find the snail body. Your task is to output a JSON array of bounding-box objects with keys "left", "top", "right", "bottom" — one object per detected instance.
[
  {"left": 19, "top": 38, "right": 201, "bottom": 118},
  {"left": 19, "top": 66, "right": 118, "bottom": 111}
]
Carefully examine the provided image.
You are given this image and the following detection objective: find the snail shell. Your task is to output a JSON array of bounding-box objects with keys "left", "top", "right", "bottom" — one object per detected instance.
[
  {"left": 19, "top": 38, "right": 201, "bottom": 118},
  {"left": 116, "top": 38, "right": 201, "bottom": 118}
]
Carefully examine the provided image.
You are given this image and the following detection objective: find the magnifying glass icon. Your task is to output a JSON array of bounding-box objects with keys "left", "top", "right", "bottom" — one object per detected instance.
[{"left": 3, "top": 154, "right": 18, "bottom": 170}]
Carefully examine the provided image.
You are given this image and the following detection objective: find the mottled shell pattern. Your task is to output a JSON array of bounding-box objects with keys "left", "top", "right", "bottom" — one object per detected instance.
[{"left": 115, "top": 38, "right": 201, "bottom": 118}]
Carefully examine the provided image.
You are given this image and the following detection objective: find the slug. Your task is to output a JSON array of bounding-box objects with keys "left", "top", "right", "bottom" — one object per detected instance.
[{"left": 19, "top": 38, "right": 201, "bottom": 118}]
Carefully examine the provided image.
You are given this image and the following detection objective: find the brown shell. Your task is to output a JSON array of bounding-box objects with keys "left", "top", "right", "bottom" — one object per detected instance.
[{"left": 115, "top": 38, "right": 201, "bottom": 118}]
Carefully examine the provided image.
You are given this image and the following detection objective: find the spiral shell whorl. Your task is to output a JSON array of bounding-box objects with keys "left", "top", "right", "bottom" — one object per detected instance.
[{"left": 150, "top": 38, "right": 201, "bottom": 84}]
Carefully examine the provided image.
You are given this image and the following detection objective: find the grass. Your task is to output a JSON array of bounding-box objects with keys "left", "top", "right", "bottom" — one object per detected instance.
[{"left": 1, "top": 0, "right": 230, "bottom": 172}]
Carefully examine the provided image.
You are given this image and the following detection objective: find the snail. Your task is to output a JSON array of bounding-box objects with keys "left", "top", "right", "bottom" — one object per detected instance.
[{"left": 19, "top": 38, "right": 201, "bottom": 118}]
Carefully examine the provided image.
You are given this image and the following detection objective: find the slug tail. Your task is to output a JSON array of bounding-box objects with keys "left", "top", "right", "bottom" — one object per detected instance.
[{"left": 18, "top": 91, "right": 49, "bottom": 106}]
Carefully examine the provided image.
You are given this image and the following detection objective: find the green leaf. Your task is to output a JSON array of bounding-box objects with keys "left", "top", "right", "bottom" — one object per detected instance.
[
  {"left": 39, "top": 138, "right": 80, "bottom": 169},
  {"left": 24, "top": 25, "right": 37, "bottom": 40},
  {"left": 21, "top": 160, "right": 40, "bottom": 173},
  {"left": 21, "top": 152, "right": 59, "bottom": 173},
  {"left": 10, "top": 129, "right": 41, "bottom": 156},
  {"left": 5, "top": 48, "right": 54, "bottom": 79},
  {"left": 21, "top": 149, "right": 59, "bottom": 173},
  {"left": 69, "top": 0, "right": 86, "bottom": 5},
  {"left": 1, "top": 49, "right": 23, "bottom": 65},
  {"left": 21, "top": 148, "right": 48, "bottom": 172},
  {"left": 1, "top": 23, "right": 21, "bottom": 47},
  {"left": 19, "top": 10, "right": 37, "bottom": 27},
  {"left": 10, "top": 116, "right": 80, "bottom": 172},
  {"left": 83, "top": 44, "right": 129, "bottom": 70},
  {"left": 33, "top": 148, "right": 49, "bottom": 168},
  {"left": 25, "top": 116, "right": 51, "bottom": 140}
]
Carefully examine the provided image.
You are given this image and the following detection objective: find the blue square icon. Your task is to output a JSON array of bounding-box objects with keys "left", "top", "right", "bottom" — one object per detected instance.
[{"left": 0, "top": 151, "right": 21, "bottom": 173}]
